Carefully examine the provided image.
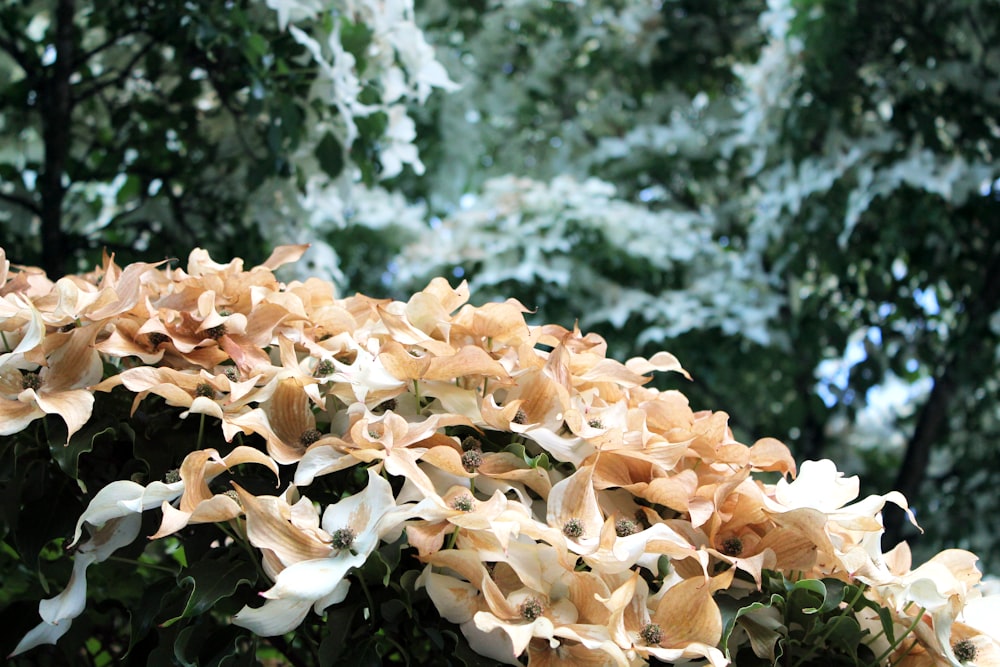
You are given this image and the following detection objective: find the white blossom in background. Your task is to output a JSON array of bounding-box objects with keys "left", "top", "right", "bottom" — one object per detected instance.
[
  {"left": 394, "top": 175, "right": 782, "bottom": 348},
  {"left": 732, "top": 0, "right": 995, "bottom": 254},
  {"left": 250, "top": 0, "right": 457, "bottom": 281}
]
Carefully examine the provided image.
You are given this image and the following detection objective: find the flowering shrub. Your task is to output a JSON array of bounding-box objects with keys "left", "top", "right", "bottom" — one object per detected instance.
[{"left": 1, "top": 245, "right": 998, "bottom": 666}]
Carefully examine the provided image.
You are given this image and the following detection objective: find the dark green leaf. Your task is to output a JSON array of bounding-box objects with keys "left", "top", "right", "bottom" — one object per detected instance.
[
  {"left": 162, "top": 554, "right": 257, "bottom": 627},
  {"left": 315, "top": 132, "right": 345, "bottom": 179}
]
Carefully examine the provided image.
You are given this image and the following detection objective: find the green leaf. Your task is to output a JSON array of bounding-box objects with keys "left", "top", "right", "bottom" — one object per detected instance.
[
  {"left": 116, "top": 174, "right": 142, "bottom": 205},
  {"left": 49, "top": 420, "right": 113, "bottom": 481},
  {"left": 161, "top": 554, "right": 257, "bottom": 627},
  {"left": 822, "top": 615, "right": 863, "bottom": 657},
  {"left": 502, "top": 442, "right": 552, "bottom": 470},
  {"left": 319, "top": 604, "right": 359, "bottom": 666},
  {"left": 127, "top": 576, "right": 179, "bottom": 657},
  {"left": 789, "top": 578, "right": 828, "bottom": 614},
  {"left": 315, "top": 132, "right": 345, "bottom": 179},
  {"left": 718, "top": 591, "right": 787, "bottom": 660}
]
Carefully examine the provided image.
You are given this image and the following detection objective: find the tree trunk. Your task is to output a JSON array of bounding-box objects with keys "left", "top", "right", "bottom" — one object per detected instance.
[
  {"left": 884, "top": 235, "right": 1000, "bottom": 549},
  {"left": 38, "top": 0, "right": 75, "bottom": 279}
]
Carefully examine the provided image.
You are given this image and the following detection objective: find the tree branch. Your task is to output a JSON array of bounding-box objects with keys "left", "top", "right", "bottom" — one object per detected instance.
[
  {"left": 0, "top": 27, "right": 35, "bottom": 74},
  {"left": 75, "top": 39, "right": 155, "bottom": 103},
  {"left": 0, "top": 190, "right": 42, "bottom": 217}
]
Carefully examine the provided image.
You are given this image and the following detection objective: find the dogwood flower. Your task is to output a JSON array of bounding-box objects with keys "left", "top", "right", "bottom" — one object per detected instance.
[{"left": 232, "top": 468, "right": 400, "bottom": 635}]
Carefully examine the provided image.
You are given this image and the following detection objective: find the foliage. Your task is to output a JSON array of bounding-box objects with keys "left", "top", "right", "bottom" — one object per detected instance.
[
  {"left": 0, "top": 0, "right": 455, "bottom": 278},
  {"left": 2, "top": 247, "right": 1000, "bottom": 666}
]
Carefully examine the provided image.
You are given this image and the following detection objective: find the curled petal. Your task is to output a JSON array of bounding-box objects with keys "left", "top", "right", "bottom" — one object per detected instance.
[{"left": 232, "top": 597, "right": 313, "bottom": 637}]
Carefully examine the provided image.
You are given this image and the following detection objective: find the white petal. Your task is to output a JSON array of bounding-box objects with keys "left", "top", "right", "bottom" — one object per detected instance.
[
  {"left": 38, "top": 553, "right": 97, "bottom": 624},
  {"left": 419, "top": 568, "right": 479, "bottom": 624},
  {"left": 8, "top": 618, "right": 73, "bottom": 657},
  {"left": 294, "top": 444, "right": 357, "bottom": 486},
  {"left": 313, "top": 578, "right": 352, "bottom": 614},
  {"left": 321, "top": 468, "right": 396, "bottom": 552},
  {"left": 232, "top": 597, "right": 313, "bottom": 636},
  {"left": 263, "top": 555, "right": 363, "bottom": 601},
  {"left": 70, "top": 480, "right": 145, "bottom": 545}
]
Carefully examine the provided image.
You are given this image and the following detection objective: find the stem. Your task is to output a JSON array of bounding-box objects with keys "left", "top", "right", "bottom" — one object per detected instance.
[
  {"left": 107, "top": 555, "right": 178, "bottom": 575},
  {"left": 791, "top": 584, "right": 866, "bottom": 667},
  {"left": 874, "top": 607, "right": 926, "bottom": 665},
  {"left": 445, "top": 526, "right": 460, "bottom": 550},
  {"left": 888, "top": 638, "right": 920, "bottom": 667},
  {"left": 355, "top": 569, "right": 377, "bottom": 625},
  {"left": 197, "top": 412, "right": 206, "bottom": 449},
  {"left": 218, "top": 519, "right": 268, "bottom": 582}
]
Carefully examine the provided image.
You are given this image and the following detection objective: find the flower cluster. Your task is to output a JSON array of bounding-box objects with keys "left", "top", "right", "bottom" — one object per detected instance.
[{"left": 2, "top": 245, "right": 997, "bottom": 665}]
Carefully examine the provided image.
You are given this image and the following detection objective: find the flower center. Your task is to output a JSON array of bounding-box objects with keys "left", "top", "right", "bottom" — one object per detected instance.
[
  {"left": 331, "top": 528, "right": 356, "bottom": 551},
  {"left": 205, "top": 323, "right": 227, "bottom": 339},
  {"left": 615, "top": 518, "right": 639, "bottom": 537},
  {"left": 314, "top": 359, "right": 335, "bottom": 377},
  {"left": 20, "top": 371, "right": 41, "bottom": 391},
  {"left": 512, "top": 409, "right": 527, "bottom": 425},
  {"left": 451, "top": 495, "right": 474, "bottom": 512},
  {"left": 562, "top": 518, "right": 584, "bottom": 539},
  {"left": 195, "top": 383, "right": 215, "bottom": 398},
  {"left": 722, "top": 537, "right": 744, "bottom": 557},
  {"left": 640, "top": 622, "right": 663, "bottom": 646},
  {"left": 953, "top": 639, "right": 977, "bottom": 663},
  {"left": 587, "top": 418, "right": 604, "bottom": 429},
  {"left": 299, "top": 428, "right": 323, "bottom": 446},
  {"left": 223, "top": 366, "right": 240, "bottom": 382},
  {"left": 461, "top": 448, "right": 484, "bottom": 473},
  {"left": 519, "top": 597, "right": 543, "bottom": 621}
]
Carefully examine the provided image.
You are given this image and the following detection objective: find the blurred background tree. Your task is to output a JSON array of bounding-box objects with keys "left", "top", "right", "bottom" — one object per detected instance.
[{"left": 2, "top": 0, "right": 999, "bottom": 571}]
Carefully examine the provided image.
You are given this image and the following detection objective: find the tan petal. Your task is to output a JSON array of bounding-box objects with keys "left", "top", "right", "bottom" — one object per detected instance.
[
  {"left": 178, "top": 449, "right": 216, "bottom": 512},
  {"left": 225, "top": 409, "right": 302, "bottom": 465},
  {"left": 624, "top": 351, "right": 691, "bottom": 380},
  {"left": 378, "top": 339, "right": 432, "bottom": 380},
  {"left": 652, "top": 569, "right": 733, "bottom": 648},
  {"left": 87, "top": 260, "right": 163, "bottom": 320},
  {"left": 749, "top": 437, "right": 797, "bottom": 476},
  {"left": 262, "top": 377, "right": 315, "bottom": 457},
  {"left": 188, "top": 494, "right": 243, "bottom": 524},
  {"left": 424, "top": 345, "right": 511, "bottom": 382},
  {"left": 452, "top": 300, "right": 531, "bottom": 344},
  {"left": 32, "top": 388, "right": 95, "bottom": 443},
  {"left": 234, "top": 484, "right": 331, "bottom": 565},
  {"left": 547, "top": 465, "right": 603, "bottom": 540},
  {"left": 261, "top": 244, "right": 310, "bottom": 270},
  {"left": 150, "top": 501, "right": 194, "bottom": 539},
  {"left": 643, "top": 470, "right": 698, "bottom": 513},
  {"left": 0, "top": 396, "right": 45, "bottom": 435},
  {"left": 42, "top": 325, "right": 104, "bottom": 392},
  {"left": 406, "top": 520, "right": 452, "bottom": 557},
  {"left": 757, "top": 508, "right": 833, "bottom": 571}
]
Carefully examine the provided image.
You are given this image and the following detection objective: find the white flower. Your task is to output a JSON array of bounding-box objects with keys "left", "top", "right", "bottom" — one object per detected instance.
[{"left": 232, "top": 469, "right": 399, "bottom": 635}]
